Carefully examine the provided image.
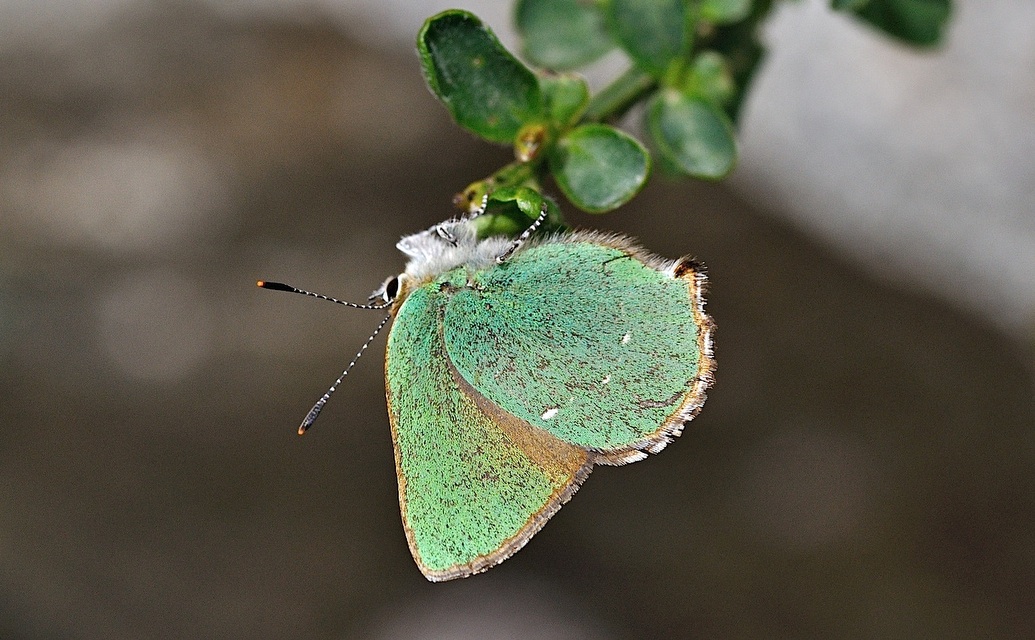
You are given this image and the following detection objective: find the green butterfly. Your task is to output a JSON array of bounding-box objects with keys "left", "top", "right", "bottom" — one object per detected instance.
[{"left": 261, "top": 210, "right": 714, "bottom": 581}]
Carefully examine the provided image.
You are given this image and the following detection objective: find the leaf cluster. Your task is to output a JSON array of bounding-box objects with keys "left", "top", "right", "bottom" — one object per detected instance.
[{"left": 417, "top": 1, "right": 951, "bottom": 230}]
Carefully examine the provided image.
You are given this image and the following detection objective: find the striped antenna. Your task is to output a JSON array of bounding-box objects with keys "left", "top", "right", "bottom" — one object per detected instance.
[
  {"left": 256, "top": 279, "right": 393, "bottom": 434},
  {"left": 495, "top": 201, "right": 549, "bottom": 264},
  {"left": 257, "top": 280, "right": 391, "bottom": 310},
  {"left": 296, "top": 313, "right": 392, "bottom": 435}
]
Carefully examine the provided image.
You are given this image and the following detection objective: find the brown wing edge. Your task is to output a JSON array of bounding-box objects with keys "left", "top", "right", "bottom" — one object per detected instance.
[
  {"left": 547, "top": 231, "right": 717, "bottom": 466},
  {"left": 385, "top": 310, "right": 595, "bottom": 583}
]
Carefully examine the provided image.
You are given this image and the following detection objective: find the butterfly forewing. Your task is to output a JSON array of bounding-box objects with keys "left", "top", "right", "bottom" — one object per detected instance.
[{"left": 385, "top": 275, "right": 591, "bottom": 581}]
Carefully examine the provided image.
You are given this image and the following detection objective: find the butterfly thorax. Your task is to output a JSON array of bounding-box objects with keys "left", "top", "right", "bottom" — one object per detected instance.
[{"left": 386, "top": 220, "right": 511, "bottom": 310}]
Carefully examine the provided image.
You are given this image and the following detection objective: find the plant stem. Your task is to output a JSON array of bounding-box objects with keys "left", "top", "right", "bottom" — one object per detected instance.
[{"left": 581, "top": 67, "right": 657, "bottom": 124}]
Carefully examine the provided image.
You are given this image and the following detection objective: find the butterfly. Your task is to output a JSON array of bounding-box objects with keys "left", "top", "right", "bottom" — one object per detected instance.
[{"left": 260, "top": 206, "right": 714, "bottom": 581}]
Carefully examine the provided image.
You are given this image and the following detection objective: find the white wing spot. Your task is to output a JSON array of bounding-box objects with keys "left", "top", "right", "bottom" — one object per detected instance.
[{"left": 541, "top": 407, "right": 559, "bottom": 420}]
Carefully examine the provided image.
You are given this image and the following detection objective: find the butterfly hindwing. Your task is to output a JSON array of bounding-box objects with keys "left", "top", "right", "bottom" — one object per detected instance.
[{"left": 443, "top": 234, "right": 711, "bottom": 459}]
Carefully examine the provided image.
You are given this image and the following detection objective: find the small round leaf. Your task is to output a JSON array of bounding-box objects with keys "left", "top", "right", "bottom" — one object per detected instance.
[
  {"left": 682, "top": 51, "right": 737, "bottom": 106},
  {"left": 706, "top": 22, "right": 765, "bottom": 123},
  {"left": 418, "top": 10, "right": 543, "bottom": 143},
  {"left": 647, "top": 89, "right": 737, "bottom": 180},
  {"left": 539, "top": 72, "right": 590, "bottom": 129},
  {"left": 606, "top": 0, "right": 691, "bottom": 78},
  {"left": 549, "top": 124, "right": 651, "bottom": 213},
  {"left": 472, "top": 189, "right": 566, "bottom": 238},
  {"left": 851, "top": 0, "right": 952, "bottom": 47},
  {"left": 516, "top": 0, "right": 614, "bottom": 70}
]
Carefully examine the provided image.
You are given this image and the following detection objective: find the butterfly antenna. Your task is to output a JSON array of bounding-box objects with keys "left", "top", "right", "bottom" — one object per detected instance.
[
  {"left": 496, "top": 201, "right": 550, "bottom": 264},
  {"left": 256, "top": 280, "right": 391, "bottom": 310},
  {"left": 257, "top": 280, "right": 394, "bottom": 434},
  {"left": 297, "top": 312, "right": 393, "bottom": 435},
  {"left": 469, "top": 192, "right": 489, "bottom": 217}
]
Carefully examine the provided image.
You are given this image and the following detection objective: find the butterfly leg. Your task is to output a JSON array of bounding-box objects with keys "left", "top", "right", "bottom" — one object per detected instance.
[{"left": 433, "top": 193, "right": 489, "bottom": 248}]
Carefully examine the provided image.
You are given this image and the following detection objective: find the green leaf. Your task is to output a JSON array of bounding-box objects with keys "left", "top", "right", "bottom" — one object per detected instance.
[
  {"left": 470, "top": 204, "right": 531, "bottom": 238},
  {"left": 417, "top": 10, "right": 543, "bottom": 143},
  {"left": 851, "top": 0, "right": 952, "bottom": 47},
  {"left": 472, "top": 188, "right": 567, "bottom": 238},
  {"left": 549, "top": 124, "right": 650, "bottom": 212},
  {"left": 700, "top": 0, "right": 753, "bottom": 24},
  {"left": 516, "top": 0, "right": 614, "bottom": 70},
  {"left": 606, "top": 0, "right": 692, "bottom": 78},
  {"left": 539, "top": 72, "right": 590, "bottom": 128},
  {"left": 831, "top": 0, "right": 869, "bottom": 10},
  {"left": 491, "top": 185, "right": 546, "bottom": 221},
  {"left": 647, "top": 89, "right": 737, "bottom": 179},
  {"left": 682, "top": 51, "right": 737, "bottom": 106},
  {"left": 700, "top": 17, "right": 765, "bottom": 122}
]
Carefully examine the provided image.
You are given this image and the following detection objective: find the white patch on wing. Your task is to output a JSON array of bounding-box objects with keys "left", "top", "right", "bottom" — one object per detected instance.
[{"left": 541, "top": 407, "right": 559, "bottom": 420}]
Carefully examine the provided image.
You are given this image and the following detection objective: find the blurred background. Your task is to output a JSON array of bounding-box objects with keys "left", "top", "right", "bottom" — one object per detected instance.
[{"left": 1, "top": 0, "right": 1033, "bottom": 638}]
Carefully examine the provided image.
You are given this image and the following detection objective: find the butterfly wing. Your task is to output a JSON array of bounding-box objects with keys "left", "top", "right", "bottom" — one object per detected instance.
[
  {"left": 385, "top": 277, "right": 592, "bottom": 581},
  {"left": 443, "top": 233, "right": 714, "bottom": 463}
]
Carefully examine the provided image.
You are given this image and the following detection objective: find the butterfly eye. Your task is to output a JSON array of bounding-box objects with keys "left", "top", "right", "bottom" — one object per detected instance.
[
  {"left": 369, "top": 275, "right": 402, "bottom": 304},
  {"left": 383, "top": 276, "right": 401, "bottom": 302}
]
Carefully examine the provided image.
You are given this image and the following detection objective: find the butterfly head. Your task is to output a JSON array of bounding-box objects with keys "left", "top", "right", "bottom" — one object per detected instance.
[{"left": 377, "top": 220, "right": 512, "bottom": 307}]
